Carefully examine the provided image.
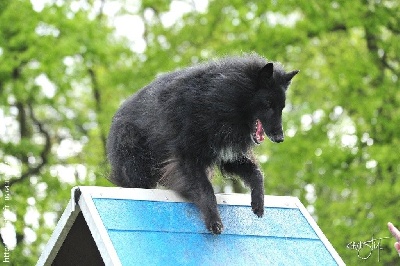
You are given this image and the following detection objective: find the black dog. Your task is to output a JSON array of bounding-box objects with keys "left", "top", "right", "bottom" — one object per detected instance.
[{"left": 106, "top": 54, "right": 298, "bottom": 234}]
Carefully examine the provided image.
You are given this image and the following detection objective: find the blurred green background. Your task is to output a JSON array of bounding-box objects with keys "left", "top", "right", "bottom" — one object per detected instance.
[{"left": 1, "top": 0, "right": 399, "bottom": 264}]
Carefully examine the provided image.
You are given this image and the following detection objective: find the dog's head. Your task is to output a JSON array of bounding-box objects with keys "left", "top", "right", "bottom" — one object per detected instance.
[{"left": 251, "top": 63, "right": 298, "bottom": 144}]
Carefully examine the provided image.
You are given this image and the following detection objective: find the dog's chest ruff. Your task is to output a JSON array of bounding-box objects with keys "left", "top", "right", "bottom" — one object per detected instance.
[{"left": 218, "top": 146, "right": 242, "bottom": 162}]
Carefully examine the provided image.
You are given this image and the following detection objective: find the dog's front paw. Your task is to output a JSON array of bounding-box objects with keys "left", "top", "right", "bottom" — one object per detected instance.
[
  {"left": 251, "top": 194, "right": 264, "bottom": 217},
  {"left": 207, "top": 220, "right": 224, "bottom": 235}
]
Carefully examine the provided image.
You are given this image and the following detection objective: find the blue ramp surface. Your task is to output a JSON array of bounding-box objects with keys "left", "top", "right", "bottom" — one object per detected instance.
[{"left": 93, "top": 197, "right": 339, "bottom": 266}]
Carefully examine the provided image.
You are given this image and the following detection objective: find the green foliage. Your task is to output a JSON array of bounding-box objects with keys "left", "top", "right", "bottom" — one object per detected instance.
[{"left": 1, "top": 0, "right": 399, "bottom": 264}]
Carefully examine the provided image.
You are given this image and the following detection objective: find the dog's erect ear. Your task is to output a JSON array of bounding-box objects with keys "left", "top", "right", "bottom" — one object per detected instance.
[
  {"left": 259, "top": 63, "right": 274, "bottom": 80},
  {"left": 285, "top": 70, "right": 299, "bottom": 81}
]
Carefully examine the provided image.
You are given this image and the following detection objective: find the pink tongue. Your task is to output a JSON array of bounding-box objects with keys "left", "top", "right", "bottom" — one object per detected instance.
[{"left": 256, "top": 120, "right": 265, "bottom": 142}]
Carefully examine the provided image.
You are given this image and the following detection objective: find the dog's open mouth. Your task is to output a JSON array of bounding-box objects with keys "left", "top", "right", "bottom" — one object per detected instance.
[{"left": 252, "top": 119, "right": 265, "bottom": 145}]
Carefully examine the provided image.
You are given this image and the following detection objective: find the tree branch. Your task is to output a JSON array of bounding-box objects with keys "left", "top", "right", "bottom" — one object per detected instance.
[
  {"left": 0, "top": 103, "right": 52, "bottom": 189},
  {"left": 88, "top": 67, "right": 107, "bottom": 155},
  {"left": 96, "top": 0, "right": 105, "bottom": 20},
  {"left": 381, "top": 51, "right": 399, "bottom": 76}
]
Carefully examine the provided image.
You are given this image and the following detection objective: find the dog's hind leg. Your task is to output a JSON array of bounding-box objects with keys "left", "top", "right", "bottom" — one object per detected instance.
[
  {"left": 107, "top": 122, "right": 157, "bottom": 189},
  {"left": 161, "top": 159, "right": 223, "bottom": 234},
  {"left": 118, "top": 156, "right": 157, "bottom": 188},
  {"left": 108, "top": 149, "right": 157, "bottom": 189},
  {"left": 220, "top": 156, "right": 265, "bottom": 217}
]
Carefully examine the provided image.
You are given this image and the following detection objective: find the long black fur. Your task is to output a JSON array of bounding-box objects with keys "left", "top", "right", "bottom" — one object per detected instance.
[{"left": 106, "top": 53, "right": 298, "bottom": 234}]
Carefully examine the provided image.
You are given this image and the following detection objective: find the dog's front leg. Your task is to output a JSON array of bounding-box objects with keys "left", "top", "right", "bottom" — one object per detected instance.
[
  {"left": 221, "top": 157, "right": 265, "bottom": 217},
  {"left": 161, "top": 159, "right": 223, "bottom": 234}
]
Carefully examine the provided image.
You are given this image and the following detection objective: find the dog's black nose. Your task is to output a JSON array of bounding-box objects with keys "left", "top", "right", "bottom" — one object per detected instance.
[{"left": 269, "top": 134, "right": 284, "bottom": 143}]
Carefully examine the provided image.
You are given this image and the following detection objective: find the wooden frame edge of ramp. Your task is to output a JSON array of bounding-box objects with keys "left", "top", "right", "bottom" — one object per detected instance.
[{"left": 36, "top": 186, "right": 346, "bottom": 266}]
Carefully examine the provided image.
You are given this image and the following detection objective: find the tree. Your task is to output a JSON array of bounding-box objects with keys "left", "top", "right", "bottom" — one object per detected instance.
[
  {"left": 135, "top": 2, "right": 400, "bottom": 262},
  {"left": 1, "top": 0, "right": 399, "bottom": 264},
  {"left": 0, "top": 0, "right": 137, "bottom": 264}
]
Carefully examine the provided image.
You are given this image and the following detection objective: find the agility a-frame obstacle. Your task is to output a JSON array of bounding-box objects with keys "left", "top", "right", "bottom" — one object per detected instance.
[{"left": 37, "top": 186, "right": 345, "bottom": 266}]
